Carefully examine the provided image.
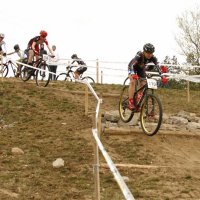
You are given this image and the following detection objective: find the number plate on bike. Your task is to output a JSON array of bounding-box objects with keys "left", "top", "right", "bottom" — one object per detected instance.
[{"left": 147, "top": 78, "right": 157, "bottom": 89}]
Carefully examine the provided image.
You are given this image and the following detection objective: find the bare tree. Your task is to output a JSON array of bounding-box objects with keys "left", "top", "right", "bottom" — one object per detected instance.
[{"left": 175, "top": 6, "right": 200, "bottom": 71}]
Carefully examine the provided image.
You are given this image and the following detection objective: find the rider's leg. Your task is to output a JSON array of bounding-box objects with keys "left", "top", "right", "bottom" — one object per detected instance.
[
  {"left": 128, "top": 74, "right": 136, "bottom": 110},
  {"left": 28, "top": 49, "right": 34, "bottom": 64}
]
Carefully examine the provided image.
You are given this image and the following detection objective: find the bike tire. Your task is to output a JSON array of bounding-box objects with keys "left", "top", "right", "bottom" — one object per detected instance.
[
  {"left": 82, "top": 76, "right": 95, "bottom": 84},
  {"left": 56, "top": 73, "right": 72, "bottom": 81},
  {"left": 20, "top": 65, "right": 32, "bottom": 82},
  {"left": 2, "top": 64, "right": 9, "bottom": 77},
  {"left": 123, "top": 77, "right": 129, "bottom": 85},
  {"left": 119, "top": 85, "right": 134, "bottom": 123},
  {"left": 140, "top": 93, "right": 163, "bottom": 136},
  {"left": 35, "top": 63, "right": 50, "bottom": 87}
]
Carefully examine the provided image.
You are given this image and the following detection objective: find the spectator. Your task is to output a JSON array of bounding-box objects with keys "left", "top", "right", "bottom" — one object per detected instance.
[
  {"left": 39, "top": 43, "right": 47, "bottom": 56},
  {"left": 49, "top": 45, "right": 59, "bottom": 80}
]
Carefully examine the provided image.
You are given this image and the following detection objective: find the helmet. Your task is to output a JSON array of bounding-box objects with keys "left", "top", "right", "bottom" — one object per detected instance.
[
  {"left": 14, "top": 44, "right": 20, "bottom": 50},
  {"left": 0, "top": 33, "right": 5, "bottom": 38},
  {"left": 40, "top": 30, "right": 48, "bottom": 38},
  {"left": 143, "top": 43, "right": 155, "bottom": 53},
  {"left": 71, "top": 54, "right": 78, "bottom": 59}
]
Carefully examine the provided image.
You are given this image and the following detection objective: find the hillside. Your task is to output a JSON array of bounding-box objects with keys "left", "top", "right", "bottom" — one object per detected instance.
[{"left": 0, "top": 78, "right": 200, "bottom": 200}]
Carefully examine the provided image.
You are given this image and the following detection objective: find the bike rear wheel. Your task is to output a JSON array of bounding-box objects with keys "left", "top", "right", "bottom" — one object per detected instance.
[
  {"left": 119, "top": 85, "right": 134, "bottom": 123},
  {"left": 81, "top": 76, "right": 95, "bottom": 84},
  {"left": 140, "top": 93, "right": 162, "bottom": 136},
  {"left": 56, "top": 73, "right": 72, "bottom": 81},
  {"left": 35, "top": 63, "right": 50, "bottom": 87},
  {"left": 1, "top": 64, "right": 8, "bottom": 77}
]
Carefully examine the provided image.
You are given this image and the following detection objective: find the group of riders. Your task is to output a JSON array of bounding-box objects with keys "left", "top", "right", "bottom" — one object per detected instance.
[
  {"left": 0, "top": 31, "right": 167, "bottom": 111},
  {"left": 0, "top": 31, "right": 87, "bottom": 79}
]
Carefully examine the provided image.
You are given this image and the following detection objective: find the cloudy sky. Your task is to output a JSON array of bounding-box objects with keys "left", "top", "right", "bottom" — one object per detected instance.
[{"left": 1, "top": 0, "right": 199, "bottom": 64}]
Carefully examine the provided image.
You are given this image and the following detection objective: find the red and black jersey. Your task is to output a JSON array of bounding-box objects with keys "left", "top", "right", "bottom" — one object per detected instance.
[
  {"left": 27, "top": 36, "right": 48, "bottom": 52},
  {"left": 128, "top": 51, "right": 158, "bottom": 72}
]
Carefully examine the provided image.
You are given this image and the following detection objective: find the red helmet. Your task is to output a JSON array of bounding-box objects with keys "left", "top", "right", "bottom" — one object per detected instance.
[{"left": 40, "top": 30, "right": 48, "bottom": 38}]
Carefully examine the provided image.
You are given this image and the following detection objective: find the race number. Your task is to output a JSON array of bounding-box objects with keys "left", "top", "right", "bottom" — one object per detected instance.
[{"left": 147, "top": 78, "right": 157, "bottom": 89}]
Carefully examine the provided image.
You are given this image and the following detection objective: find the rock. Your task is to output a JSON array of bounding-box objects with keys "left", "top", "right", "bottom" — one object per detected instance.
[
  {"left": 122, "top": 176, "right": 130, "bottom": 182},
  {"left": 162, "top": 113, "right": 170, "bottom": 123},
  {"left": 187, "top": 122, "right": 200, "bottom": 130},
  {"left": 11, "top": 147, "right": 24, "bottom": 155},
  {"left": 103, "top": 109, "right": 200, "bottom": 133},
  {"left": 104, "top": 110, "right": 120, "bottom": 123},
  {"left": 53, "top": 158, "right": 65, "bottom": 168},
  {"left": 168, "top": 116, "right": 188, "bottom": 125}
]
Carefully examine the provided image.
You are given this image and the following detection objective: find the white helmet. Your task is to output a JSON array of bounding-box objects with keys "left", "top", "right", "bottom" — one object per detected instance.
[{"left": 0, "top": 33, "right": 5, "bottom": 38}]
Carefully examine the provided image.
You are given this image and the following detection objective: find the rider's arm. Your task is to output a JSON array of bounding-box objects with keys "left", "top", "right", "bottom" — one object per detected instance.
[
  {"left": 7, "top": 51, "right": 15, "bottom": 56},
  {"left": 128, "top": 52, "right": 141, "bottom": 74},
  {"left": 46, "top": 44, "right": 54, "bottom": 56}
]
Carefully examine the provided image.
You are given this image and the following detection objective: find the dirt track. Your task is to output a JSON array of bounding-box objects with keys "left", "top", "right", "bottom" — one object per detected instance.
[{"left": 1, "top": 79, "right": 200, "bottom": 199}]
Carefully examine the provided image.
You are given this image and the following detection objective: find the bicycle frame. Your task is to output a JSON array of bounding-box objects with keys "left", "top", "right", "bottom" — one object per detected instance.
[{"left": 133, "top": 78, "right": 155, "bottom": 109}]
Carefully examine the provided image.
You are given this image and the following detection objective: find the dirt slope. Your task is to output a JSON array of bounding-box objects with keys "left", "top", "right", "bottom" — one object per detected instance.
[{"left": 0, "top": 78, "right": 200, "bottom": 200}]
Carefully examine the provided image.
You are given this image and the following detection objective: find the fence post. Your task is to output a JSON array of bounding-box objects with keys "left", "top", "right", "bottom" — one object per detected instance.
[
  {"left": 96, "top": 59, "right": 99, "bottom": 84},
  {"left": 93, "top": 110, "right": 101, "bottom": 200},
  {"left": 101, "top": 70, "right": 103, "bottom": 84},
  {"left": 85, "top": 85, "right": 89, "bottom": 115},
  {"left": 187, "top": 80, "right": 190, "bottom": 103}
]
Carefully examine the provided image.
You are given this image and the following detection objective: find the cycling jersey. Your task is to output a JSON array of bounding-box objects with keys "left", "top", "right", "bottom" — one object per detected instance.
[
  {"left": 27, "top": 36, "right": 48, "bottom": 53},
  {"left": 16, "top": 50, "right": 27, "bottom": 59},
  {"left": 128, "top": 51, "right": 158, "bottom": 78},
  {"left": 71, "top": 58, "right": 87, "bottom": 75},
  {"left": 0, "top": 41, "right": 7, "bottom": 53},
  {"left": 71, "top": 58, "right": 86, "bottom": 66}
]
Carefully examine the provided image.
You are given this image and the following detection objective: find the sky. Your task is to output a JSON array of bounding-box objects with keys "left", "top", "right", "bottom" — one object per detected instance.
[{"left": 1, "top": 0, "right": 199, "bottom": 83}]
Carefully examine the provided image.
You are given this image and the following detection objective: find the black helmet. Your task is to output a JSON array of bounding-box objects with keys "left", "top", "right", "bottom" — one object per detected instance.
[
  {"left": 71, "top": 54, "right": 78, "bottom": 59},
  {"left": 14, "top": 44, "right": 20, "bottom": 50},
  {"left": 143, "top": 43, "right": 155, "bottom": 53}
]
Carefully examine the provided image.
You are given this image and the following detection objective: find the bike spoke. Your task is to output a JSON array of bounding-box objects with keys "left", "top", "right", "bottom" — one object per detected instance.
[
  {"left": 119, "top": 86, "right": 134, "bottom": 123},
  {"left": 140, "top": 94, "right": 162, "bottom": 136},
  {"left": 36, "top": 64, "right": 50, "bottom": 87}
]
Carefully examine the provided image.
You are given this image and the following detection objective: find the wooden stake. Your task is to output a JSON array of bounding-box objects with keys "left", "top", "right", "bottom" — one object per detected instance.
[{"left": 85, "top": 85, "right": 88, "bottom": 115}]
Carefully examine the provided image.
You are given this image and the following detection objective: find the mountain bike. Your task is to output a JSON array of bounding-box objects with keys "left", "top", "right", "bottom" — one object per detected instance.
[
  {"left": 56, "top": 65, "right": 95, "bottom": 84},
  {"left": 20, "top": 54, "right": 51, "bottom": 87},
  {"left": 1, "top": 60, "right": 16, "bottom": 77},
  {"left": 119, "top": 65, "right": 164, "bottom": 136},
  {"left": 1, "top": 59, "right": 26, "bottom": 78}
]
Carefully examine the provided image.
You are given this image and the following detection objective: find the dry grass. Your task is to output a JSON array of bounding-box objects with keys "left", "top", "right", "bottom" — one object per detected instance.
[{"left": 0, "top": 78, "right": 200, "bottom": 200}]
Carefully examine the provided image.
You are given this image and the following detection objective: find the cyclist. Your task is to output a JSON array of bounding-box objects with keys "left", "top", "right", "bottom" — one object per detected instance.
[
  {"left": 7, "top": 44, "right": 27, "bottom": 77},
  {"left": 71, "top": 54, "right": 87, "bottom": 79},
  {"left": 0, "top": 33, "right": 7, "bottom": 56},
  {"left": 26, "top": 30, "right": 54, "bottom": 68},
  {"left": 128, "top": 43, "right": 158, "bottom": 110}
]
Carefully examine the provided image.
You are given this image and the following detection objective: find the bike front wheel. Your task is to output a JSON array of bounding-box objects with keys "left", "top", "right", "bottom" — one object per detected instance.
[
  {"left": 81, "top": 76, "right": 95, "bottom": 84},
  {"left": 56, "top": 73, "right": 72, "bottom": 81},
  {"left": 35, "top": 63, "right": 50, "bottom": 87},
  {"left": 119, "top": 85, "right": 134, "bottom": 123},
  {"left": 123, "top": 77, "right": 129, "bottom": 85},
  {"left": 140, "top": 93, "right": 163, "bottom": 136},
  {"left": 1, "top": 64, "right": 8, "bottom": 77}
]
